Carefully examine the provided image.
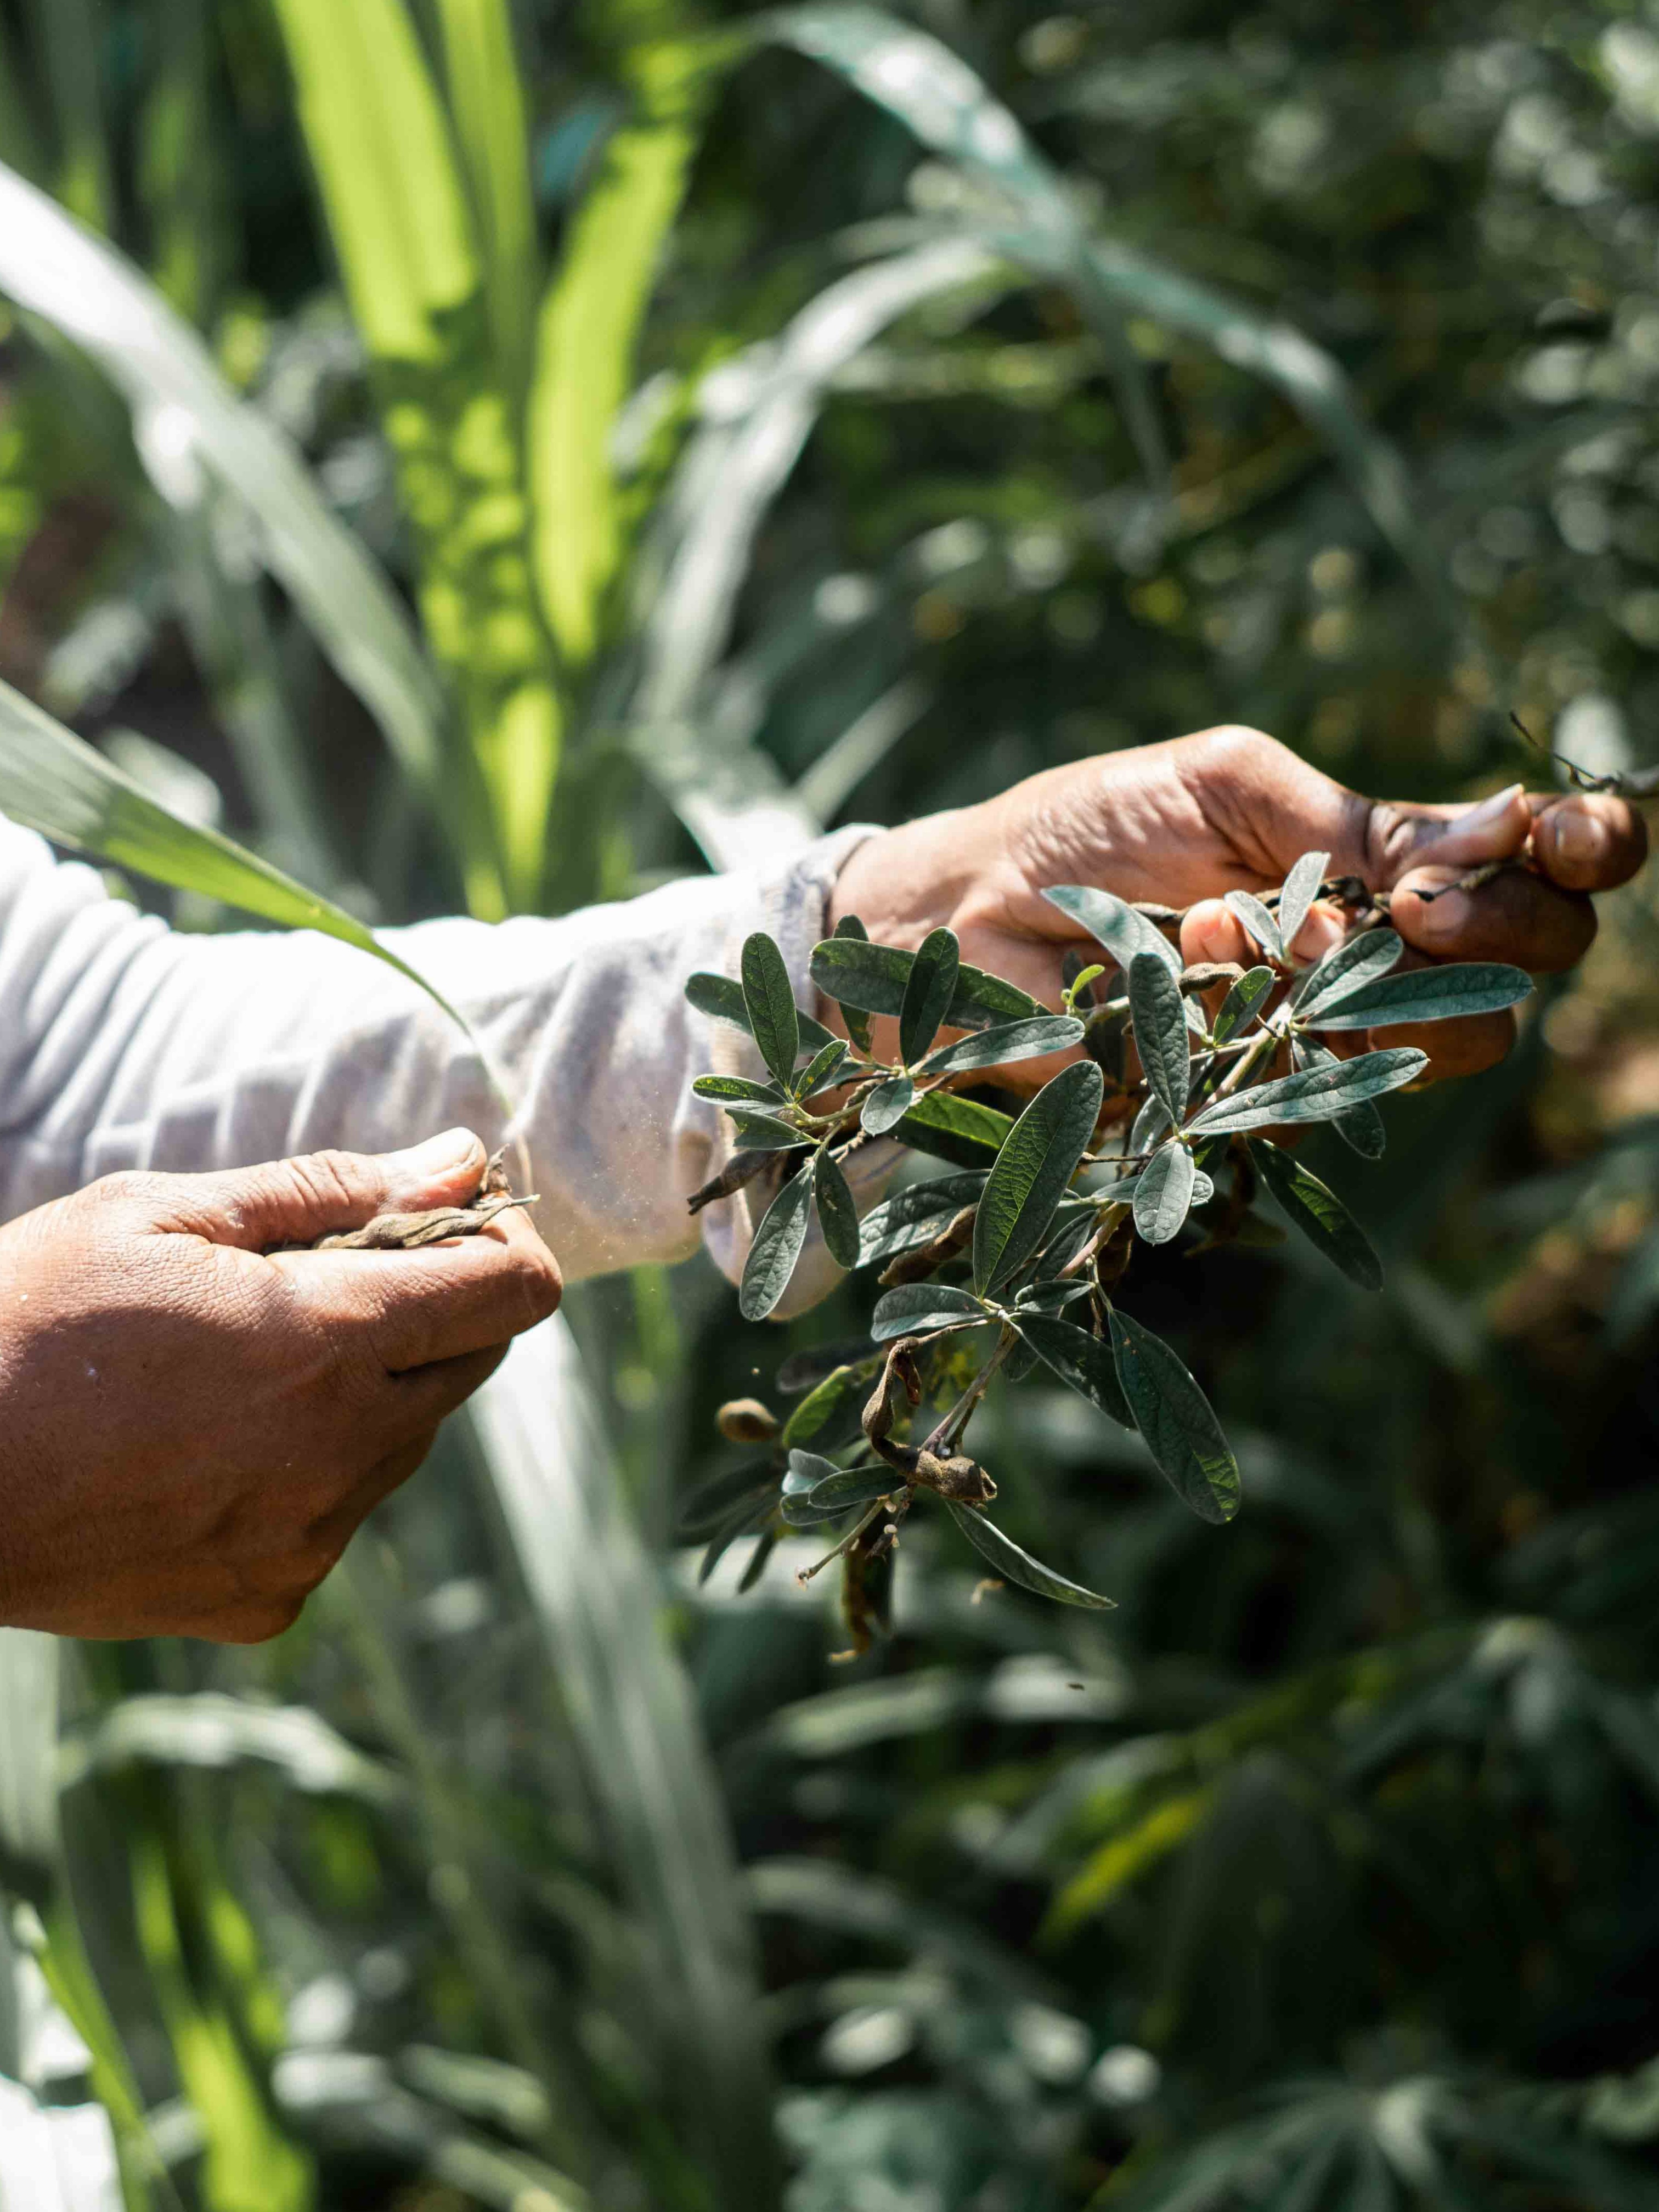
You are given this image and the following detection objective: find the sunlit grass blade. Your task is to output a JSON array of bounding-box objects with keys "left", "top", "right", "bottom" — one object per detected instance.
[
  {"left": 0, "top": 677, "right": 476, "bottom": 1040},
  {"left": 531, "top": 40, "right": 704, "bottom": 665},
  {"left": 433, "top": 0, "right": 539, "bottom": 392},
  {"left": 0, "top": 160, "right": 447, "bottom": 811},
  {"left": 468, "top": 1321, "right": 780, "bottom": 2203}
]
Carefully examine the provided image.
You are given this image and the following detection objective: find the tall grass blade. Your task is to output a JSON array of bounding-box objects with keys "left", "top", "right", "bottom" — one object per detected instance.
[
  {"left": 28, "top": 0, "right": 112, "bottom": 232},
  {"left": 137, "top": 0, "right": 217, "bottom": 324},
  {"left": 0, "top": 160, "right": 448, "bottom": 806},
  {"left": 0, "top": 678, "right": 473, "bottom": 1040},
  {"left": 757, "top": 4, "right": 1167, "bottom": 483},
  {"left": 432, "top": 0, "right": 539, "bottom": 393},
  {"left": 468, "top": 1319, "right": 780, "bottom": 2204},
  {"left": 530, "top": 44, "right": 704, "bottom": 666}
]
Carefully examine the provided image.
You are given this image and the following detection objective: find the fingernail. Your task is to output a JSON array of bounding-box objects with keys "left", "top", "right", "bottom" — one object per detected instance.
[
  {"left": 1553, "top": 810, "right": 1609, "bottom": 871},
  {"left": 1433, "top": 782, "right": 1524, "bottom": 843},
  {"left": 388, "top": 1127, "right": 482, "bottom": 1175},
  {"left": 1405, "top": 885, "right": 1471, "bottom": 941}
]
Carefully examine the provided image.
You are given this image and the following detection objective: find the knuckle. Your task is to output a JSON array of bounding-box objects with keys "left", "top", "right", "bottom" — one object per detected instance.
[
  {"left": 281, "top": 1148, "right": 380, "bottom": 1216},
  {"left": 1191, "top": 723, "right": 1282, "bottom": 778},
  {"left": 80, "top": 1169, "right": 170, "bottom": 1217}
]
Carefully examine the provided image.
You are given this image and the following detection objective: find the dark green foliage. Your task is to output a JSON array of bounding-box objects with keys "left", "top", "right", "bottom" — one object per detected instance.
[{"left": 898, "top": 927, "right": 960, "bottom": 1065}]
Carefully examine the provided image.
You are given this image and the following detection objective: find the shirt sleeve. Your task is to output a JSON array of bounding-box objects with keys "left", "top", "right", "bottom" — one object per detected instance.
[{"left": 0, "top": 813, "right": 881, "bottom": 1288}]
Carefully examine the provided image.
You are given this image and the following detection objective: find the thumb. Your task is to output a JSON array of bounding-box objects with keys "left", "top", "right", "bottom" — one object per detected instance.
[{"left": 134, "top": 1128, "right": 489, "bottom": 1250}]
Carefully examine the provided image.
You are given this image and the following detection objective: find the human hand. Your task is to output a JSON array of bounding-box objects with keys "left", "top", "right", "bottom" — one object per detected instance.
[
  {"left": 827, "top": 724, "right": 1648, "bottom": 1084},
  {"left": 0, "top": 1130, "right": 560, "bottom": 1642}
]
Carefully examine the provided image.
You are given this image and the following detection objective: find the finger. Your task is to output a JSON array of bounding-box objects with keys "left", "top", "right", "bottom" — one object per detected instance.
[
  {"left": 1526, "top": 792, "right": 1648, "bottom": 893},
  {"left": 1366, "top": 1009, "right": 1517, "bottom": 1085},
  {"left": 1390, "top": 862, "right": 1596, "bottom": 972},
  {"left": 139, "top": 1128, "right": 491, "bottom": 1250},
  {"left": 1179, "top": 900, "right": 1251, "bottom": 967},
  {"left": 388, "top": 1340, "right": 511, "bottom": 1430},
  {"left": 280, "top": 1208, "right": 561, "bottom": 1374}
]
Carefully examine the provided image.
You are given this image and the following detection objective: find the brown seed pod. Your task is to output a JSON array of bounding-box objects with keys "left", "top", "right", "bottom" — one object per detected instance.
[{"left": 716, "top": 1397, "right": 779, "bottom": 1444}]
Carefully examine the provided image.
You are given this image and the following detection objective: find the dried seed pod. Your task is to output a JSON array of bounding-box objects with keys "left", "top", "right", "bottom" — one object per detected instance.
[
  {"left": 1180, "top": 961, "right": 1245, "bottom": 995},
  {"left": 687, "top": 1147, "right": 776, "bottom": 1216},
  {"left": 913, "top": 1449, "right": 996, "bottom": 1506},
  {"left": 877, "top": 1203, "right": 978, "bottom": 1288},
  {"left": 716, "top": 1397, "right": 779, "bottom": 1444}
]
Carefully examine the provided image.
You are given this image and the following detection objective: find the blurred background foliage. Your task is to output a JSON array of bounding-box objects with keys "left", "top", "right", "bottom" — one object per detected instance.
[{"left": 1, "top": 0, "right": 1658, "bottom": 2206}]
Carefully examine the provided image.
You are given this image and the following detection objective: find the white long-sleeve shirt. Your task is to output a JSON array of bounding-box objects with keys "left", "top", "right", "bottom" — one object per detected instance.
[{"left": 0, "top": 815, "right": 878, "bottom": 1285}]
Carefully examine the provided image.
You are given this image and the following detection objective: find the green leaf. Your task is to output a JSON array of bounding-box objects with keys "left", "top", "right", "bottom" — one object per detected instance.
[
  {"left": 891, "top": 1090, "right": 1014, "bottom": 1166},
  {"left": 1132, "top": 1141, "right": 1197, "bottom": 1246},
  {"left": 729, "top": 1111, "right": 809, "bottom": 1152},
  {"left": 1108, "top": 1310, "right": 1240, "bottom": 1522},
  {"left": 783, "top": 1451, "right": 896, "bottom": 1517},
  {"left": 737, "top": 1531, "right": 777, "bottom": 1593},
  {"left": 0, "top": 679, "right": 473, "bottom": 1039},
  {"left": 815, "top": 1148, "right": 861, "bottom": 1270},
  {"left": 1298, "top": 961, "right": 1533, "bottom": 1032},
  {"left": 899, "top": 926, "right": 960, "bottom": 1065},
  {"left": 1276, "top": 849, "right": 1330, "bottom": 951},
  {"left": 862, "top": 1073, "right": 917, "bottom": 1135},
  {"left": 1248, "top": 1139, "right": 1384, "bottom": 1291},
  {"left": 742, "top": 931, "right": 801, "bottom": 1088},
  {"left": 693, "top": 1074, "right": 786, "bottom": 1104},
  {"left": 858, "top": 1173, "right": 987, "bottom": 1265},
  {"left": 1013, "top": 1313, "right": 1134, "bottom": 1429},
  {"left": 809, "top": 936, "right": 1039, "bottom": 1030},
  {"left": 1186, "top": 1047, "right": 1426, "bottom": 1136},
  {"left": 687, "top": 968, "right": 835, "bottom": 1051},
  {"left": 781, "top": 1361, "right": 877, "bottom": 1451},
  {"left": 871, "top": 1284, "right": 988, "bottom": 1341},
  {"left": 1294, "top": 928, "right": 1403, "bottom": 1017},
  {"left": 1129, "top": 1090, "right": 1174, "bottom": 1153},
  {"left": 974, "top": 1062, "right": 1104, "bottom": 1294},
  {"left": 1128, "top": 952, "right": 1190, "bottom": 1125},
  {"left": 1042, "top": 883, "right": 1180, "bottom": 977},
  {"left": 833, "top": 915, "right": 874, "bottom": 1051},
  {"left": 943, "top": 1502, "right": 1116, "bottom": 1609},
  {"left": 675, "top": 1462, "right": 780, "bottom": 1542},
  {"left": 740, "top": 1162, "right": 816, "bottom": 1320},
  {"left": 795, "top": 1037, "right": 850, "bottom": 1097},
  {"left": 1213, "top": 964, "right": 1276, "bottom": 1045},
  {"left": 1224, "top": 889, "right": 1284, "bottom": 962},
  {"left": 782, "top": 1449, "right": 842, "bottom": 1494},
  {"left": 432, "top": 0, "right": 538, "bottom": 393},
  {"left": 1295, "top": 1040, "right": 1387, "bottom": 1159},
  {"left": 917, "top": 1014, "right": 1084, "bottom": 1076},
  {"left": 758, "top": 7, "right": 1167, "bottom": 488},
  {"left": 701, "top": 1491, "right": 774, "bottom": 1581}
]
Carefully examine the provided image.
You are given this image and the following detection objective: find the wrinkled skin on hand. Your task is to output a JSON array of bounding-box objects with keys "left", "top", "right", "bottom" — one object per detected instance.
[
  {"left": 827, "top": 724, "right": 1649, "bottom": 1086},
  {"left": 0, "top": 1130, "right": 560, "bottom": 1642}
]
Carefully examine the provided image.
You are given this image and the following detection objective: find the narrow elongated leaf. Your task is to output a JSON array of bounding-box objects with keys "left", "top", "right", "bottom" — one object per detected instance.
[
  {"left": 1129, "top": 1090, "right": 1173, "bottom": 1153},
  {"left": 1132, "top": 1141, "right": 1197, "bottom": 1245},
  {"left": 974, "top": 1062, "right": 1104, "bottom": 1293},
  {"left": 761, "top": 7, "right": 1166, "bottom": 486},
  {"left": 0, "top": 161, "right": 446, "bottom": 806},
  {"left": 815, "top": 1148, "right": 861, "bottom": 1270},
  {"left": 742, "top": 932, "right": 800, "bottom": 1087},
  {"left": 701, "top": 1493, "right": 765, "bottom": 1578},
  {"left": 1248, "top": 1139, "right": 1383, "bottom": 1291},
  {"left": 917, "top": 1014, "right": 1082, "bottom": 1075},
  {"left": 1277, "top": 850, "right": 1329, "bottom": 951},
  {"left": 944, "top": 1502, "right": 1116, "bottom": 1609},
  {"left": 1299, "top": 961, "right": 1533, "bottom": 1032},
  {"left": 675, "top": 1460, "right": 780, "bottom": 1542},
  {"left": 0, "top": 679, "right": 472, "bottom": 1036},
  {"left": 740, "top": 1163, "right": 816, "bottom": 1320},
  {"left": 809, "top": 936, "right": 1038, "bottom": 1029},
  {"left": 1294, "top": 1040, "right": 1387, "bottom": 1159},
  {"left": 686, "top": 969, "right": 837, "bottom": 1050},
  {"left": 1108, "top": 1311, "right": 1240, "bottom": 1522},
  {"left": 795, "top": 1037, "right": 850, "bottom": 1097},
  {"left": 871, "top": 1283, "right": 988, "bottom": 1340},
  {"left": 1043, "top": 883, "right": 1180, "bottom": 977},
  {"left": 899, "top": 927, "right": 960, "bottom": 1065},
  {"left": 693, "top": 1074, "right": 786, "bottom": 1104},
  {"left": 1187, "top": 1047, "right": 1426, "bottom": 1136},
  {"left": 1128, "top": 952, "right": 1190, "bottom": 1125},
  {"left": 1224, "top": 889, "right": 1284, "bottom": 962},
  {"left": 1294, "top": 928, "right": 1404, "bottom": 1017},
  {"left": 892, "top": 1091, "right": 1014, "bottom": 1166},
  {"left": 832, "top": 915, "right": 874, "bottom": 1051},
  {"left": 858, "top": 1174, "right": 987, "bottom": 1265},
  {"left": 781, "top": 1359, "right": 879, "bottom": 1449},
  {"left": 1213, "top": 965, "right": 1276, "bottom": 1045},
  {"left": 862, "top": 1073, "right": 916, "bottom": 1134},
  {"left": 432, "top": 0, "right": 538, "bottom": 391},
  {"left": 1013, "top": 1313, "right": 1134, "bottom": 1430},
  {"left": 729, "top": 1111, "right": 808, "bottom": 1152}
]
